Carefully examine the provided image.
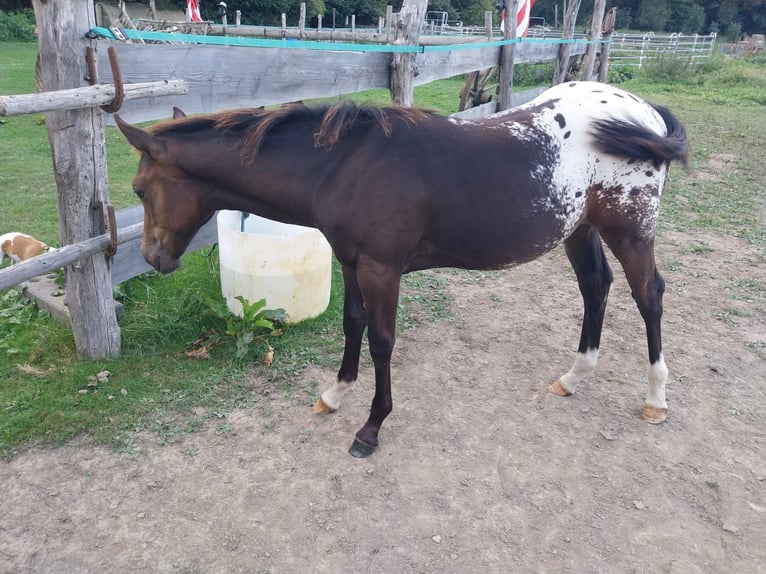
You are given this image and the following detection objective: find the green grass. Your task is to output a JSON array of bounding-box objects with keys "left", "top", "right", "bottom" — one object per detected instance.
[
  {"left": 612, "top": 55, "right": 766, "bottom": 249},
  {"left": 2, "top": 41, "right": 765, "bottom": 458}
]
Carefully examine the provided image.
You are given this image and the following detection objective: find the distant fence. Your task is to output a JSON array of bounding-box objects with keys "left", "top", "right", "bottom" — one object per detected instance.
[
  {"left": 431, "top": 26, "right": 718, "bottom": 69},
  {"left": 608, "top": 32, "right": 717, "bottom": 68}
]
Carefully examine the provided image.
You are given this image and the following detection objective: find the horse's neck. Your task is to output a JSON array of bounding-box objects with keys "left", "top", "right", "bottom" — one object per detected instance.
[{"left": 178, "top": 136, "right": 323, "bottom": 227}]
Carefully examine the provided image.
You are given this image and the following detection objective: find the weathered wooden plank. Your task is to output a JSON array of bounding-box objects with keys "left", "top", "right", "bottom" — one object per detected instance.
[
  {"left": 111, "top": 206, "right": 219, "bottom": 285},
  {"left": 0, "top": 79, "right": 188, "bottom": 116},
  {"left": 415, "top": 42, "right": 586, "bottom": 86},
  {"left": 414, "top": 45, "right": 500, "bottom": 85},
  {"left": 450, "top": 85, "right": 548, "bottom": 119},
  {"left": 0, "top": 223, "right": 143, "bottom": 291},
  {"left": 23, "top": 275, "right": 125, "bottom": 325},
  {"left": 0, "top": 209, "right": 218, "bottom": 291},
  {"left": 98, "top": 40, "right": 587, "bottom": 124},
  {"left": 99, "top": 43, "right": 390, "bottom": 123}
]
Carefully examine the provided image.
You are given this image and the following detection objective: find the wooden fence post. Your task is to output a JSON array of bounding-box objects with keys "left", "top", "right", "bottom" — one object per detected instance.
[
  {"left": 485, "top": 11, "right": 494, "bottom": 39},
  {"left": 551, "top": 0, "right": 582, "bottom": 85},
  {"left": 32, "top": 0, "right": 121, "bottom": 359},
  {"left": 597, "top": 7, "right": 616, "bottom": 82},
  {"left": 580, "top": 0, "right": 606, "bottom": 80},
  {"left": 390, "top": 0, "right": 428, "bottom": 106},
  {"left": 496, "top": 0, "right": 519, "bottom": 112}
]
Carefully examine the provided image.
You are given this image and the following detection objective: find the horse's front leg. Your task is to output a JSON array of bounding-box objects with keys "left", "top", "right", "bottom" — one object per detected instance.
[
  {"left": 313, "top": 264, "right": 367, "bottom": 414},
  {"left": 348, "top": 259, "right": 401, "bottom": 458}
]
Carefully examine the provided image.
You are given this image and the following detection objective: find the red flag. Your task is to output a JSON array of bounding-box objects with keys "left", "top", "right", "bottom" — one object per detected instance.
[
  {"left": 501, "top": 0, "right": 536, "bottom": 38},
  {"left": 187, "top": 0, "right": 202, "bottom": 22},
  {"left": 516, "top": 0, "right": 536, "bottom": 37}
]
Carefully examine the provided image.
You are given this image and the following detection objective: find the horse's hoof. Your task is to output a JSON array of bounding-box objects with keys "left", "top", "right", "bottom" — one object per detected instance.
[
  {"left": 348, "top": 437, "right": 377, "bottom": 458},
  {"left": 549, "top": 379, "right": 573, "bottom": 397},
  {"left": 642, "top": 405, "right": 668, "bottom": 424},
  {"left": 312, "top": 397, "right": 335, "bottom": 415}
]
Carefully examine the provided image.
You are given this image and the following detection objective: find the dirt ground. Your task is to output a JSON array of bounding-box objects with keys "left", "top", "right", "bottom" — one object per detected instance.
[{"left": 1, "top": 228, "right": 765, "bottom": 574}]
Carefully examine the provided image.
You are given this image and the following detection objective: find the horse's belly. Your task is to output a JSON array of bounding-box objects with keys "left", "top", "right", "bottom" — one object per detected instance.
[{"left": 422, "top": 205, "right": 575, "bottom": 270}]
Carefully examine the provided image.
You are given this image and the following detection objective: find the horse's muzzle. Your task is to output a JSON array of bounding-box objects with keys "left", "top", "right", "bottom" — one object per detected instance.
[
  {"left": 154, "top": 254, "right": 181, "bottom": 274},
  {"left": 143, "top": 245, "right": 181, "bottom": 274}
]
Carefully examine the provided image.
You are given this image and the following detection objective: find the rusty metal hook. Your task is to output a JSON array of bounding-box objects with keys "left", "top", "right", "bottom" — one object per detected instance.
[
  {"left": 97, "top": 201, "right": 119, "bottom": 257},
  {"left": 101, "top": 47, "right": 125, "bottom": 113},
  {"left": 85, "top": 46, "right": 125, "bottom": 113}
]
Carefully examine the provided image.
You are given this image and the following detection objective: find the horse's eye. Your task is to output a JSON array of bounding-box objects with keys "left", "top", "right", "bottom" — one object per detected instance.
[{"left": 134, "top": 189, "right": 146, "bottom": 200}]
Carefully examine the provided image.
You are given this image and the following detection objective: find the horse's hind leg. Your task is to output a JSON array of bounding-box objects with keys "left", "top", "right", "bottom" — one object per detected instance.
[
  {"left": 313, "top": 264, "right": 367, "bottom": 414},
  {"left": 602, "top": 233, "right": 669, "bottom": 424},
  {"left": 551, "top": 225, "right": 613, "bottom": 396}
]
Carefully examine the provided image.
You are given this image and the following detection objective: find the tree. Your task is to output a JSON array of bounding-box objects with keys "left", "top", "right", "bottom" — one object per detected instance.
[
  {"left": 635, "top": 0, "right": 670, "bottom": 30},
  {"left": 667, "top": 0, "right": 705, "bottom": 33},
  {"left": 740, "top": 0, "right": 766, "bottom": 35}
]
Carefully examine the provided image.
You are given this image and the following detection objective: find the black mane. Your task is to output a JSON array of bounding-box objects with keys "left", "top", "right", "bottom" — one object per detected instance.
[{"left": 150, "top": 101, "right": 436, "bottom": 162}]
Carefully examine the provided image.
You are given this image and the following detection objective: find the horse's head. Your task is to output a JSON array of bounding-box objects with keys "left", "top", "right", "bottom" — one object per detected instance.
[{"left": 115, "top": 111, "right": 213, "bottom": 274}]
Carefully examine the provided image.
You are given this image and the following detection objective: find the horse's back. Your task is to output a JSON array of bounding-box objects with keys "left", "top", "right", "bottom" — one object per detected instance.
[
  {"left": 506, "top": 81, "right": 668, "bottom": 134},
  {"left": 478, "top": 82, "right": 682, "bottom": 241},
  {"left": 322, "top": 83, "right": 686, "bottom": 271}
]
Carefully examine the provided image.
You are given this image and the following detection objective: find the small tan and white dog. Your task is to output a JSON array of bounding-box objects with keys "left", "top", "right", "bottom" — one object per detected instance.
[{"left": 0, "top": 232, "right": 53, "bottom": 265}]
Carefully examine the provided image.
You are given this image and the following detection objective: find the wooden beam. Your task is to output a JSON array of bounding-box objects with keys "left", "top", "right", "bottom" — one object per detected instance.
[
  {"left": 0, "top": 79, "right": 188, "bottom": 116},
  {"left": 452, "top": 86, "right": 548, "bottom": 119},
  {"left": 496, "top": 0, "right": 519, "bottom": 111},
  {"left": 110, "top": 206, "right": 219, "bottom": 286},
  {"left": 390, "top": 0, "right": 429, "bottom": 106},
  {"left": 96, "top": 40, "right": 586, "bottom": 125},
  {"left": 581, "top": 0, "right": 606, "bottom": 80},
  {"left": 598, "top": 8, "right": 617, "bottom": 82},
  {"left": 31, "top": 0, "right": 122, "bottom": 359},
  {"left": 552, "top": 0, "right": 583, "bottom": 85},
  {"left": 99, "top": 44, "right": 391, "bottom": 124},
  {"left": 0, "top": 224, "right": 143, "bottom": 292}
]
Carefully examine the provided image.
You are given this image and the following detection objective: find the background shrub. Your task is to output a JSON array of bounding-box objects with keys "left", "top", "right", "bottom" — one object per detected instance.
[{"left": 0, "top": 9, "right": 35, "bottom": 41}]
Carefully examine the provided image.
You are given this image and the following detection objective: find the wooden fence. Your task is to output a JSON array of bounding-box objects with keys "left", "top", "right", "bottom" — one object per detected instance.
[{"left": 92, "top": 31, "right": 589, "bottom": 125}]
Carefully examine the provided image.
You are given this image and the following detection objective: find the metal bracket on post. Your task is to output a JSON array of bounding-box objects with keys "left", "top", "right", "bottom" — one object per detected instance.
[
  {"left": 97, "top": 201, "right": 119, "bottom": 257},
  {"left": 85, "top": 46, "right": 124, "bottom": 113}
]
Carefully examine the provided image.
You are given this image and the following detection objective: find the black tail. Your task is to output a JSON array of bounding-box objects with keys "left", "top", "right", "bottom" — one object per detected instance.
[{"left": 591, "top": 103, "right": 689, "bottom": 168}]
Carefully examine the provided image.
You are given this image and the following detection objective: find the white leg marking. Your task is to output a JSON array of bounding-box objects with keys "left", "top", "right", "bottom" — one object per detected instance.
[
  {"left": 558, "top": 348, "right": 600, "bottom": 394},
  {"left": 645, "top": 353, "right": 669, "bottom": 410},
  {"left": 320, "top": 380, "right": 354, "bottom": 411}
]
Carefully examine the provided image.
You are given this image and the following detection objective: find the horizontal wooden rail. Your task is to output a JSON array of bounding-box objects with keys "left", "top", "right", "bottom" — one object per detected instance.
[
  {"left": 0, "top": 79, "right": 188, "bottom": 116},
  {"left": 0, "top": 222, "right": 143, "bottom": 291}
]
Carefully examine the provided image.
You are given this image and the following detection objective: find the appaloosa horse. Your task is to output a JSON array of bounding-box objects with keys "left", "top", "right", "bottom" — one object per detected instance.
[{"left": 116, "top": 81, "right": 688, "bottom": 457}]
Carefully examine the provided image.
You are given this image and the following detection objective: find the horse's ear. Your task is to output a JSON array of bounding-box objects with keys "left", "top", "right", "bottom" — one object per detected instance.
[
  {"left": 114, "top": 115, "right": 165, "bottom": 158},
  {"left": 172, "top": 107, "right": 186, "bottom": 119}
]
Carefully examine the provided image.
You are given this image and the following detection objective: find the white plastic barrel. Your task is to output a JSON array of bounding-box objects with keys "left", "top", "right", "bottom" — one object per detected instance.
[{"left": 217, "top": 210, "right": 332, "bottom": 322}]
